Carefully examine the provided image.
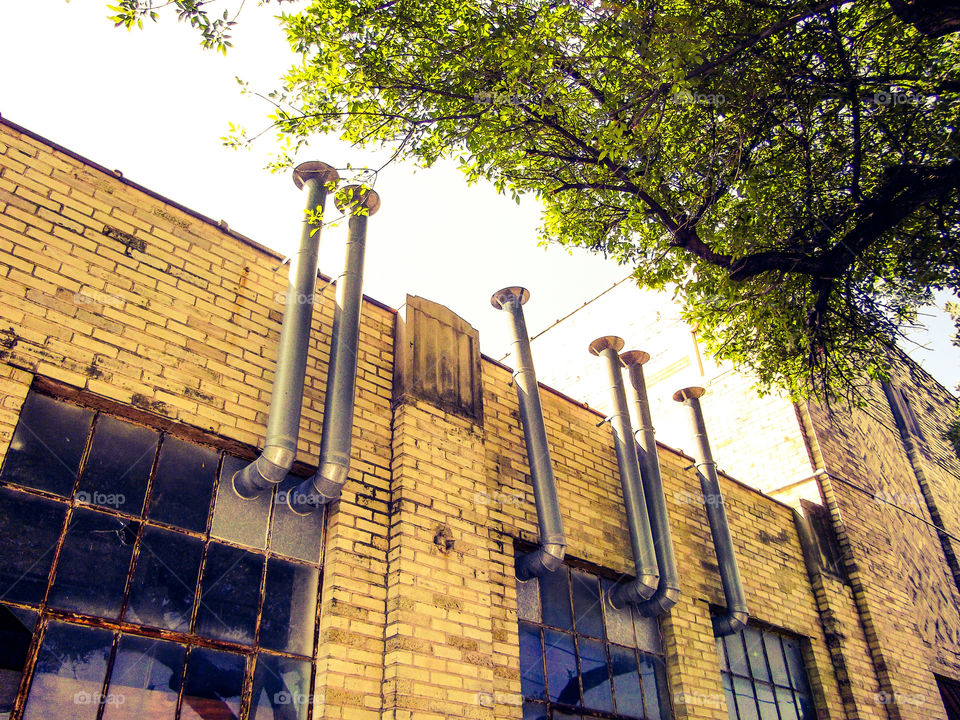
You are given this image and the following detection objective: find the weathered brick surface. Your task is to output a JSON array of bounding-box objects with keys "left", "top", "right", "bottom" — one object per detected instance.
[{"left": 2, "top": 117, "right": 959, "bottom": 720}]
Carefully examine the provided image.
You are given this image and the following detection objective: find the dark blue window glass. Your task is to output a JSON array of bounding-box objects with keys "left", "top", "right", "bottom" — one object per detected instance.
[
  {"left": 77, "top": 415, "right": 158, "bottom": 515},
  {"left": 519, "top": 622, "right": 546, "bottom": 701},
  {"left": 522, "top": 701, "right": 547, "bottom": 720},
  {"left": 570, "top": 570, "right": 604, "bottom": 638},
  {"left": 147, "top": 437, "right": 217, "bottom": 533},
  {"left": 259, "top": 558, "right": 318, "bottom": 655},
  {"left": 544, "top": 629, "right": 579, "bottom": 705},
  {"left": 195, "top": 542, "right": 263, "bottom": 645},
  {"left": 0, "top": 487, "right": 66, "bottom": 604},
  {"left": 251, "top": 655, "right": 312, "bottom": 720},
  {"left": 610, "top": 644, "right": 643, "bottom": 717},
  {"left": 0, "top": 604, "right": 37, "bottom": 718},
  {"left": 578, "top": 636, "right": 613, "bottom": 712},
  {"left": 102, "top": 635, "right": 184, "bottom": 719},
  {"left": 180, "top": 647, "right": 244, "bottom": 720},
  {"left": 125, "top": 526, "right": 203, "bottom": 632},
  {"left": 539, "top": 567, "right": 572, "bottom": 630}
]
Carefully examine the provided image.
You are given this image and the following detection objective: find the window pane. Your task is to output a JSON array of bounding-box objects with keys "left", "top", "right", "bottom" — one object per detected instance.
[
  {"left": 180, "top": 647, "right": 244, "bottom": 720},
  {"left": 195, "top": 543, "right": 263, "bottom": 645},
  {"left": 0, "top": 487, "right": 66, "bottom": 604},
  {"left": 640, "top": 654, "right": 670, "bottom": 720},
  {"left": 260, "top": 559, "right": 318, "bottom": 655},
  {"left": 795, "top": 691, "right": 816, "bottom": 720},
  {"left": 775, "top": 685, "right": 799, "bottom": 720},
  {"left": 0, "top": 605, "right": 37, "bottom": 720},
  {"left": 270, "top": 476, "right": 324, "bottom": 564},
  {"left": 518, "top": 622, "right": 545, "bottom": 701},
  {"left": 782, "top": 637, "right": 810, "bottom": 693},
  {"left": 102, "top": 635, "right": 183, "bottom": 719},
  {"left": 552, "top": 712, "right": 582, "bottom": 720},
  {"left": 570, "top": 570, "right": 604, "bottom": 638},
  {"left": 125, "top": 526, "right": 203, "bottom": 632},
  {"left": 1, "top": 394, "right": 92, "bottom": 496},
  {"left": 210, "top": 455, "right": 271, "bottom": 550},
  {"left": 732, "top": 675, "right": 760, "bottom": 720},
  {"left": 578, "top": 637, "right": 613, "bottom": 712},
  {"left": 543, "top": 629, "right": 579, "bottom": 706},
  {"left": 763, "top": 632, "right": 790, "bottom": 687},
  {"left": 633, "top": 611, "right": 662, "bottom": 655},
  {"left": 599, "top": 579, "right": 634, "bottom": 646},
  {"left": 722, "top": 674, "right": 738, "bottom": 720},
  {"left": 77, "top": 416, "right": 158, "bottom": 516},
  {"left": 610, "top": 644, "right": 643, "bottom": 718},
  {"left": 521, "top": 701, "right": 547, "bottom": 720},
  {"left": 717, "top": 636, "right": 729, "bottom": 671},
  {"left": 251, "top": 654, "right": 312, "bottom": 720},
  {"left": 47, "top": 509, "right": 138, "bottom": 618},
  {"left": 147, "top": 438, "right": 217, "bottom": 533},
  {"left": 539, "top": 567, "right": 572, "bottom": 631},
  {"left": 756, "top": 682, "right": 779, "bottom": 720},
  {"left": 516, "top": 576, "right": 541, "bottom": 623},
  {"left": 22, "top": 621, "right": 113, "bottom": 720},
  {"left": 744, "top": 627, "right": 770, "bottom": 683},
  {"left": 724, "top": 633, "right": 750, "bottom": 676}
]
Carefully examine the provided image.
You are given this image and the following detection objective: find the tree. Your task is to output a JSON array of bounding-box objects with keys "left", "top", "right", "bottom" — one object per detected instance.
[{"left": 112, "top": 0, "right": 960, "bottom": 402}]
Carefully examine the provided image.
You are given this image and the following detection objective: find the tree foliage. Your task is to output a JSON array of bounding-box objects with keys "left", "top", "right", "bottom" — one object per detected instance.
[{"left": 113, "top": 0, "right": 960, "bottom": 402}]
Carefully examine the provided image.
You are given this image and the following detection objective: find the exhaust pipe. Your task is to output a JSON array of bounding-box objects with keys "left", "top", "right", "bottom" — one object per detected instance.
[
  {"left": 674, "top": 387, "right": 748, "bottom": 636},
  {"left": 233, "top": 162, "right": 340, "bottom": 499},
  {"left": 287, "top": 186, "right": 380, "bottom": 514},
  {"left": 622, "top": 350, "right": 680, "bottom": 616},
  {"left": 589, "top": 337, "right": 659, "bottom": 606},
  {"left": 492, "top": 287, "right": 566, "bottom": 579}
]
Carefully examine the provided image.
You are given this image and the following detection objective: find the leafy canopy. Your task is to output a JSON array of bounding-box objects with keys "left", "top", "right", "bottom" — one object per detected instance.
[{"left": 113, "top": 0, "right": 960, "bottom": 402}]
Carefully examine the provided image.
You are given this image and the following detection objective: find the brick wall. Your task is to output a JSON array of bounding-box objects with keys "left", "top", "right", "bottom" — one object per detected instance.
[{"left": 2, "top": 116, "right": 958, "bottom": 720}]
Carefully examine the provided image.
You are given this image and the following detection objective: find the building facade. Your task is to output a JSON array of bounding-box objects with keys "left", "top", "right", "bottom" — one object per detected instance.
[{"left": 0, "top": 116, "right": 959, "bottom": 720}]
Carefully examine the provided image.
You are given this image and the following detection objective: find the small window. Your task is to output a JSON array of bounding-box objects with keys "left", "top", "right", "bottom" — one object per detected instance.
[
  {"left": 717, "top": 625, "right": 816, "bottom": 720},
  {"left": 517, "top": 557, "right": 670, "bottom": 720}
]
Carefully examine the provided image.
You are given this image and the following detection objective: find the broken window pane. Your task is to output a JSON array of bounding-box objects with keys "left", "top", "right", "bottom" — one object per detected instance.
[
  {"left": 47, "top": 508, "right": 138, "bottom": 619},
  {"left": 270, "top": 476, "right": 324, "bottom": 564},
  {"left": 22, "top": 621, "right": 113, "bottom": 720},
  {"left": 195, "top": 542, "right": 263, "bottom": 645},
  {"left": 210, "top": 455, "right": 271, "bottom": 550},
  {"left": 102, "top": 635, "right": 184, "bottom": 720},
  {"left": 259, "top": 559, "right": 318, "bottom": 656},
  {"left": 147, "top": 438, "right": 217, "bottom": 533},
  {"left": 0, "top": 487, "right": 66, "bottom": 605},
  {"left": 0, "top": 604, "right": 37, "bottom": 720},
  {"left": 77, "top": 416, "right": 158, "bottom": 516},
  {"left": 250, "top": 654, "right": 312, "bottom": 720},
  {"left": 180, "top": 647, "right": 244, "bottom": 720},
  {"left": 1, "top": 393, "right": 93, "bottom": 496},
  {"left": 125, "top": 526, "right": 203, "bottom": 632}
]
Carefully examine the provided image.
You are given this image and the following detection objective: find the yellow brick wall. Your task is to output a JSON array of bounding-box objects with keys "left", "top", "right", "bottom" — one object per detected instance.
[{"left": 2, "top": 116, "right": 958, "bottom": 720}]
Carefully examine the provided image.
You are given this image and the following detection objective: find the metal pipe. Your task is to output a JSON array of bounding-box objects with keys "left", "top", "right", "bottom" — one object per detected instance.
[
  {"left": 287, "top": 186, "right": 380, "bottom": 514},
  {"left": 674, "top": 387, "right": 749, "bottom": 636},
  {"left": 621, "top": 350, "right": 680, "bottom": 615},
  {"left": 492, "top": 287, "right": 566, "bottom": 579},
  {"left": 233, "top": 162, "right": 339, "bottom": 499},
  {"left": 589, "top": 337, "right": 659, "bottom": 605}
]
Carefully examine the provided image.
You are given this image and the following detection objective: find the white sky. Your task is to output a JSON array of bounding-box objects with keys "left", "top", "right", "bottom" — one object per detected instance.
[{"left": 0, "top": 1, "right": 957, "bottom": 393}]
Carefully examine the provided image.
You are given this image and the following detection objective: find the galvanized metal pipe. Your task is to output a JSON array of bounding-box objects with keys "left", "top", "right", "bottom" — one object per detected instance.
[
  {"left": 674, "top": 387, "right": 748, "bottom": 635},
  {"left": 287, "top": 186, "right": 380, "bottom": 514},
  {"left": 622, "top": 350, "right": 680, "bottom": 616},
  {"left": 590, "top": 337, "right": 659, "bottom": 605},
  {"left": 233, "top": 162, "right": 339, "bottom": 499},
  {"left": 492, "top": 287, "right": 566, "bottom": 579}
]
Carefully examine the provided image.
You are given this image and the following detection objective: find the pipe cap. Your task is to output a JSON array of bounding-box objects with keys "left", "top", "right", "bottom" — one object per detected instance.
[
  {"left": 293, "top": 161, "right": 340, "bottom": 190},
  {"left": 335, "top": 184, "right": 381, "bottom": 216},
  {"left": 672, "top": 386, "right": 705, "bottom": 402},
  {"left": 588, "top": 336, "right": 625, "bottom": 356},
  {"left": 620, "top": 350, "right": 651, "bottom": 366},
  {"left": 490, "top": 286, "right": 530, "bottom": 309}
]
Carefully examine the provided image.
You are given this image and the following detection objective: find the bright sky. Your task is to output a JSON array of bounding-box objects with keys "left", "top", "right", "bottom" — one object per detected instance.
[{"left": 0, "top": 1, "right": 957, "bottom": 393}]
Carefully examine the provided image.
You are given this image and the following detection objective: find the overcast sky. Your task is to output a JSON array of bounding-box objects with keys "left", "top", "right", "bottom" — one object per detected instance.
[{"left": 0, "top": 1, "right": 956, "bottom": 393}]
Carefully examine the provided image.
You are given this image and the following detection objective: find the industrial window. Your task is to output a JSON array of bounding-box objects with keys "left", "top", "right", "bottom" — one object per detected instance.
[
  {"left": 516, "top": 560, "right": 671, "bottom": 720},
  {"left": 716, "top": 624, "right": 816, "bottom": 720},
  {"left": 0, "top": 390, "right": 324, "bottom": 720}
]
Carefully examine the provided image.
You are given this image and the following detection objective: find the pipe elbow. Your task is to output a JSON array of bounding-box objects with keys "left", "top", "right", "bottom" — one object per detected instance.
[
  {"left": 634, "top": 582, "right": 681, "bottom": 617},
  {"left": 712, "top": 607, "right": 749, "bottom": 637},
  {"left": 608, "top": 569, "right": 660, "bottom": 608},
  {"left": 233, "top": 447, "right": 295, "bottom": 498},
  {"left": 516, "top": 542, "right": 566, "bottom": 580},
  {"left": 285, "top": 458, "right": 350, "bottom": 515}
]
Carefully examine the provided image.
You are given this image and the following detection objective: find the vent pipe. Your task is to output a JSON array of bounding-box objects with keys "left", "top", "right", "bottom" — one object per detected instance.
[
  {"left": 589, "top": 337, "right": 659, "bottom": 606},
  {"left": 622, "top": 350, "right": 680, "bottom": 616},
  {"left": 233, "top": 162, "right": 340, "bottom": 499},
  {"left": 287, "top": 186, "right": 380, "bottom": 514},
  {"left": 492, "top": 287, "right": 566, "bottom": 579},
  {"left": 674, "top": 387, "right": 748, "bottom": 636}
]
